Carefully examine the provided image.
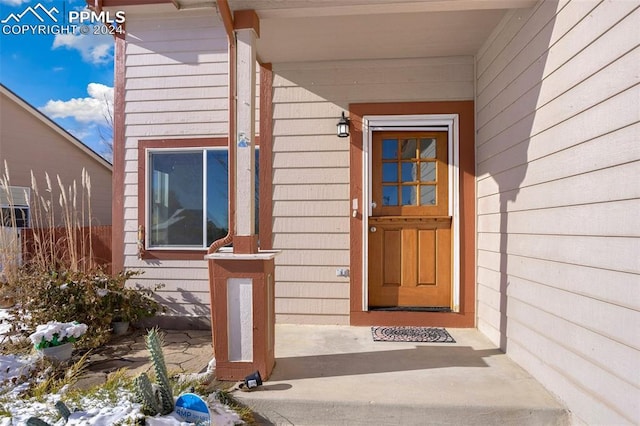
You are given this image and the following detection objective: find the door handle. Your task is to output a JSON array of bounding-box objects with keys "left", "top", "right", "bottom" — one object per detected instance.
[
  {"left": 369, "top": 226, "right": 377, "bottom": 233},
  {"left": 371, "top": 201, "right": 377, "bottom": 209}
]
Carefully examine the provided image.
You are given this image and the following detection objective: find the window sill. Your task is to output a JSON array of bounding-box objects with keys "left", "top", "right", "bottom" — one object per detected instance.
[
  {"left": 140, "top": 249, "right": 209, "bottom": 261},
  {"left": 141, "top": 246, "right": 234, "bottom": 261}
]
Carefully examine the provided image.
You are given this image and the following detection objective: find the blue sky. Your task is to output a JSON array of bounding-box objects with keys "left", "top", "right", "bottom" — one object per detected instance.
[{"left": 0, "top": 0, "right": 115, "bottom": 161}]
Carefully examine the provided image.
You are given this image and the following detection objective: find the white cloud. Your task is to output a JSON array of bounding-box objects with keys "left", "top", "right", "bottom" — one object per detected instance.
[
  {"left": 68, "top": 126, "right": 94, "bottom": 141},
  {"left": 0, "top": 0, "right": 30, "bottom": 6},
  {"left": 52, "top": 31, "right": 113, "bottom": 65},
  {"left": 40, "top": 83, "right": 113, "bottom": 124}
]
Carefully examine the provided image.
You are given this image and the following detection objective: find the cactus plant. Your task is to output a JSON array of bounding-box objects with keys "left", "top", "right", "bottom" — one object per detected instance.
[
  {"left": 133, "top": 327, "right": 175, "bottom": 416},
  {"left": 26, "top": 418, "right": 52, "bottom": 426},
  {"left": 134, "top": 373, "right": 161, "bottom": 414},
  {"left": 55, "top": 401, "right": 71, "bottom": 421},
  {"left": 146, "top": 327, "right": 174, "bottom": 414},
  {"left": 25, "top": 400, "right": 72, "bottom": 426}
]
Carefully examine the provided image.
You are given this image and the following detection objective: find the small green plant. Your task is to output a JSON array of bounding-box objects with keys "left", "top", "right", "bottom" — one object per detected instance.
[
  {"left": 27, "top": 352, "right": 90, "bottom": 399},
  {"left": 6, "top": 269, "right": 162, "bottom": 349},
  {"left": 0, "top": 404, "right": 11, "bottom": 416},
  {"left": 1, "top": 164, "right": 165, "bottom": 350},
  {"left": 105, "top": 279, "right": 164, "bottom": 324},
  {"left": 133, "top": 328, "right": 174, "bottom": 415},
  {"left": 134, "top": 373, "right": 161, "bottom": 415},
  {"left": 64, "top": 369, "right": 132, "bottom": 407},
  {"left": 216, "top": 389, "right": 255, "bottom": 424}
]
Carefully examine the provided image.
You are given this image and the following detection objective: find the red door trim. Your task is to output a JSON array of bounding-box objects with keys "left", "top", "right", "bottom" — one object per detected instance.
[{"left": 349, "top": 101, "right": 475, "bottom": 327}]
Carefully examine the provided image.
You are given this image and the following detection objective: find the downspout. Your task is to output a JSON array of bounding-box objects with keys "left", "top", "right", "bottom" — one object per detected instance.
[{"left": 208, "top": 0, "right": 236, "bottom": 254}]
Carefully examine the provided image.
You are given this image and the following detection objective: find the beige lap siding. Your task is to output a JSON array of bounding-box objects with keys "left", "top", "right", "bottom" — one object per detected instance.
[
  {"left": 475, "top": 1, "right": 640, "bottom": 424},
  {"left": 122, "top": 9, "right": 231, "bottom": 316},
  {"left": 271, "top": 56, "right": 474, "bottom": 324}
]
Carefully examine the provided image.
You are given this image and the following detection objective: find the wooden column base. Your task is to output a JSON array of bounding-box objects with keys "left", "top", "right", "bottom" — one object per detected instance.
[{"left": 208, "top": 256, "right": 276, "bottom": 381}]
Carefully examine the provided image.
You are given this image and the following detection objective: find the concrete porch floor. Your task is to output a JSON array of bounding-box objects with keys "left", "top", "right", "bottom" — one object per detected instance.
[{"left": 236, "top": 324, "right": 569, "bottom": 426}]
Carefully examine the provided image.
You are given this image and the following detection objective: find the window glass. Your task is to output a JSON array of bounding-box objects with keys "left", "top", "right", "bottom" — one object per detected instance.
[
  {"left": 401, "top": 185, "right": 417, "bottom": 205},
  {"left": 401, "top": 162, "right": 418, "bottom": 182},
  {"left": 149, "top": 152, "right": 203, "bottom": 247},
  {"left": 382, "top": 186, "right": 398, "bottom": 206},
  {"left": 420, "top": 185, "right": 436, "bottom": 205},
  {"left": 382, "top": 163, "right": 397, "bottom": 183},
  {"left": 382, "top": 139, "right": 397, "bottom": 159},
  {"left": 0, "top": 207, "right": 29, "bottom": 228},
  {"left": 149, "top": 148, "right": 259, "bottom": 249},
  {"left": 420, "top": 163, "right": 436, "bottom": 182},
  {"left": 206, "top": 150, "right": 228, "bottom": 245},
  {"left": 400, "top": 139, "right": 417, "bottom": 159},
  {"left": 419, "top": 138, "right": 436, "bottom": 158}
]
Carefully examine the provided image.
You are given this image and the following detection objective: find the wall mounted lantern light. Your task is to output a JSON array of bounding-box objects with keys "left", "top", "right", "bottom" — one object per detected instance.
[{"left": 337, "top": 112, "right": 350, "bottom": 138}]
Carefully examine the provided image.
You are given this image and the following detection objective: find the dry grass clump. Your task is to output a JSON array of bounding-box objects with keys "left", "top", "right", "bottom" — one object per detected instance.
[
  {"left": 1, "top": 161, "right": 97, "bottom": 280},
  {"left": 0, "top": 162, "right": 162, "bottom": 351}
]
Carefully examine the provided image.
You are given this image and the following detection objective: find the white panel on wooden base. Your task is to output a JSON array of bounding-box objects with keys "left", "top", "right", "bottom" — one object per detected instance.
[{"left": 227, "top": 278, "right": 253, "bottom": 362}]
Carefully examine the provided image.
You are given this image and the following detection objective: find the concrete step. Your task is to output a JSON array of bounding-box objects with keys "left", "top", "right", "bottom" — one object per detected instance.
[
  {"left": 241, "top": 398, "right": 569, "bottom": 426},
  {"left": 234, "top": 325, "right": 569, "bottom": 426}
]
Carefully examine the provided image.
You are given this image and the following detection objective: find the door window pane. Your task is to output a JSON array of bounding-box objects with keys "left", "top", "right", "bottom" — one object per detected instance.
[
  {"left": 401, "top": 162, "right": 418, "bottom": 182},
  {"left": 420, "top": 185, "right": 436, "bottom": 205},
  {"left": 149, "top": 152, "right": 203, "bottom": 247},
  {"left": 401, "top": 185, "right": 417, "bottom": 205},
  {"left": 400, "top": 139, "right": 417, "bottom": 159},
  {"left": 420, "top": 138, "right": 436, "bottom": 158},
  {"left": 382, "top": 186, "right": 398, "bottom": 206},
  {"left": 420, "top": 162, "right": 436, "bottom": 182},
  {"left": 382, "top": 163, "right": 397, "bottom": 182},
  {"left": 382, "top": 139, "right": 397, "bottom": 159}
]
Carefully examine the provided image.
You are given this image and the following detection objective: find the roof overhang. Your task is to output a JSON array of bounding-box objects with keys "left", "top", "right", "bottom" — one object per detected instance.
[
  {"left": 99, "top": 0, "right": 537, "bottom": 63},
  {"left": 227, "top": 0, "right": 537, "bottom": 63}
]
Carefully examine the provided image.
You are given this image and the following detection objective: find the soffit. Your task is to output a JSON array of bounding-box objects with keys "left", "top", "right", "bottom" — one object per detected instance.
[{"left": 227, "top": 0, "right": 537, "bottom": 63}]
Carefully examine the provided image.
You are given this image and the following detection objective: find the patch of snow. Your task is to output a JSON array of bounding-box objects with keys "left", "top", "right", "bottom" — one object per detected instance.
[
  {"left": 0, "top": 353, "right": 36, "bottom": 385},
  {"left": 0, "top": 309, "right": 13, "bottom": 336},
  {"left": 0, "top": 310, "right": 242, "bottom": 425},
  {"left": 29, "top": 321, "right": 88, "bottom": 347}
]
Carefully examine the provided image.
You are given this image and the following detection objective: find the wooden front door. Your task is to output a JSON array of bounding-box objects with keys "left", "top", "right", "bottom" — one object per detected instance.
[{"left": 368, "top": 131, "right": 452, "bottom": 308}]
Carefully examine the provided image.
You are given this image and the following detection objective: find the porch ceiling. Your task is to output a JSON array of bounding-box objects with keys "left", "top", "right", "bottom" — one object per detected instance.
[{"left": 227, "top": 0, "right": 537, "bottom": 63}]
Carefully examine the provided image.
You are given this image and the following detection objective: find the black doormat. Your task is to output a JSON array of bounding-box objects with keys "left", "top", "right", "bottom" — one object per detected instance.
[{"left": 371, "top": 326, "right": 456, "bottom": 343}]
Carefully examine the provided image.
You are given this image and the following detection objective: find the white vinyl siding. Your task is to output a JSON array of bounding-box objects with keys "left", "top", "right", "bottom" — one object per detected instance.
[
  {"left": 272, "top": 56, "right": 474, "bottom": 324},
  {"left": 475, "top": 1, "right": 640, "bottom": 424}
]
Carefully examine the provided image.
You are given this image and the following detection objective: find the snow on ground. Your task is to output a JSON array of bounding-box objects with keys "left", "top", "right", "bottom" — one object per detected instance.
[
  {"left": 0, "top": 309, "right": 243, "bottom": 425},
  {"left": 0, "top": 309, "right": 13, "bottom": 336}
]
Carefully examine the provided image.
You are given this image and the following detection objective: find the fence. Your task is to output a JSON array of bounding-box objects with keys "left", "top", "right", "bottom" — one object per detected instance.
[{"left": 20, "top": 225, "right": 112, "bottom": 273}]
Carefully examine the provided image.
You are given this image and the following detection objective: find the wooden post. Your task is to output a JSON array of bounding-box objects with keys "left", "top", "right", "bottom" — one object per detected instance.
[
  {"left": 207, "top": 10, "right": 278, "bottom": 382},
  {"left": 234, "top": 21, "right": 258, "bottom": 253}
]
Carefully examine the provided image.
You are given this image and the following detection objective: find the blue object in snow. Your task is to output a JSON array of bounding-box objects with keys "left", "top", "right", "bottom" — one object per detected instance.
[{"left": 174, "top": 393, "right": 211, "bottom": 425}]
